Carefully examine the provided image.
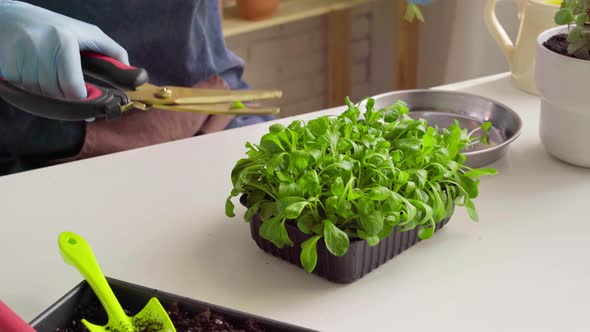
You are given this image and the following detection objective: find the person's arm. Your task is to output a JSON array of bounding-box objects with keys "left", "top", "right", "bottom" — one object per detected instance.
[
  {"left": 0, "top": 0, "right": 130, "bottom": 174},
  {"left": 0, "top": 0, "right": 128, "bottom": 99}
]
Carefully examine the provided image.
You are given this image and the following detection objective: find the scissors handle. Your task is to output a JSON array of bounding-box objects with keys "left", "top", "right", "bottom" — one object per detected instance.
[
  {"left": 80, "top": 52, "right": 149, "bottom": 90},
  {"left": 0, "top": 53, "right": 148, "bottom": 121},
  {"left": 0, "top": 78, "right": 129, "bottom": 121}
]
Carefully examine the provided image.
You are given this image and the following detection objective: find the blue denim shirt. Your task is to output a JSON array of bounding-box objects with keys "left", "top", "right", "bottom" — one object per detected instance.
[{"left": 0, "top": 0, "right": 250, "bottom": 175}]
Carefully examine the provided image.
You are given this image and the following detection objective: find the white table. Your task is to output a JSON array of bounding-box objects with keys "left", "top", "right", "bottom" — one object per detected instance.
[{"left": 2, "top": 73, "right": 589, "bottom": 332}]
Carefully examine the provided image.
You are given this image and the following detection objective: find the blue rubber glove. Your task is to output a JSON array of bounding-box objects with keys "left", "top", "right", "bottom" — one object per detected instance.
[
  {"left": 407, "top": 0, "right": 431, "bottom": 4},
  {"left": 0, "top": 0, "right": 129, "bottom": 99}
]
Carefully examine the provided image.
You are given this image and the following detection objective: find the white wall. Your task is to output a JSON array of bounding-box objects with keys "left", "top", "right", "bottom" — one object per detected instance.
[
  {"left": 225, "top": 0, "right": 521, "bottom": 117},
  {"left": 417, "top": 0, "right": 520, "bottom": 88},
  {"left": 225, "top": 5, "right": 374, "bottom": 118}
]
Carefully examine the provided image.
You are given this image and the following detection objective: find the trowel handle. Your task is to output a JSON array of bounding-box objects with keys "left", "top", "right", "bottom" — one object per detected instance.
[
  {"left": 0, "top": 300, "right": 37, "bottom": 332},
  {"left": 58, "top": 232, "right": 130, "bottom": 326}
]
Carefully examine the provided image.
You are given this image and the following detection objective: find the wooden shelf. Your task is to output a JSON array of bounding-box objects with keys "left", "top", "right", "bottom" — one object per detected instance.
[{"left": 222, "top": 0, "right": 375, "bottom": 37}]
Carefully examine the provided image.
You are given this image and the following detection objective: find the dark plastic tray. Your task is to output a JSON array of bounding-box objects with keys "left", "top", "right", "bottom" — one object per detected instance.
[
  {"left": 29, "top": 277, "right": 317, "bottom": 332},
  {"left": 250, "top": 215, "right": 450, "bottom": 283}
]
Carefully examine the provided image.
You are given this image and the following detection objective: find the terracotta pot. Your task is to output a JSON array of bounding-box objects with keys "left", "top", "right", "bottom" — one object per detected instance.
[{"left": 236, "top": 0, "right": 279, "bottom": 21}]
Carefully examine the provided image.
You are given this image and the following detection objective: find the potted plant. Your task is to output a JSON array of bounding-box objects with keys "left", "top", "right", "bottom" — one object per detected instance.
[
  {"left": 535, "top": 0, "right": 590, "bottom": 167},
  {"left": 29, "top": 233, "right": 315, "bottom": 332},
  {"left": 225, "top": 97, "right": 496, "bottom": 283},
  {"left": 30, "top": 278, "right": 316, "bottom": 332}
]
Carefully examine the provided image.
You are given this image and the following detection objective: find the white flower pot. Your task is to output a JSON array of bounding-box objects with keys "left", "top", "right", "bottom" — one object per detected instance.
[{"left": 535, "top": 25, "right": 590, "bottom": 167}]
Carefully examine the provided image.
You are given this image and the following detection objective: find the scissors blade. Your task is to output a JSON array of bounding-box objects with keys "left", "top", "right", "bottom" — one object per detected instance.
[
  {"left": 154, "top": 103, "right": 280, "bottom": 115},
  {"left": 126, "top": 83, "right": 282, "bottom": 105}
]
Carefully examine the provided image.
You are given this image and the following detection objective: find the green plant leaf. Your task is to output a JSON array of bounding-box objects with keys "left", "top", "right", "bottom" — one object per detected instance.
[
  {"left": 225, "top": 197, "right": 235, "bottom": 217},
  {"left": 418, "top": 222, "right": 435, "bottom": 240},
  {"left": 259, "top": 217, "right": 293, "bottom": 248},
  {"left": 244, "top": 202, "right": 261, "bottom": 221},
  {"left": 260, "top": 132, "right": 285, "bottom": 152},
  {"left": 291, "top": 150, "right": 310, "bottom": 170},
  {"left": 463, "top": 168, "right": 498, "bottom": 177},
  {"left": 277, "top": 196, "right": 304, "bottom": 213},
  {"left": 555, "top": 8, "right": 575, "bottom": 24},
  {"left": 456, "top": 173, "right": 479, "bottom": 199},
  {"left": 357, "top": 229, "right": 380, "bottom": 246},
  {"left": 300, "top": 235, "right": 322, "bottom": 272},
  {"left": 326, "top": 196, "right": 339, "bottom": 214},
  {"left": 297, "top": 213, "right": 316, "bottom": 234},
  {"left": 283, "top": 201, "right": 309, "bottom": 219},
  {"left": 308, "top": 116, "right": 330, "bottom": 136},
  {"left": 404, "top": 4, "right": 424, "bottom": 22},
  {"left": 378, "top": 214, "right": 400, "bottom": 239},
  {"left": 359, "top": 211, "right": 384, "bottom": 236},
  {"left": 279, "top": 182, "right": 303, "bottom": 197},
  {"left": 331, "top": 177, "right": 345, "bottom": 196},
  {"left": 259, "top": 201, "right": 276, "bottom": 221},
  {"left": 269, "top": 123, "right": 286, "bottom": 133},
  {"left": 323, "top": 219, "right": 350, "bottom": 256},
  {"left": 297, "top": 170, "right": 321, "bottom": 196},
  {"left": 367, "top": 186, "right": 390, "bottom": 201},
  {"left": 465, "top": 198, "right": 479, "bottom": 222}
]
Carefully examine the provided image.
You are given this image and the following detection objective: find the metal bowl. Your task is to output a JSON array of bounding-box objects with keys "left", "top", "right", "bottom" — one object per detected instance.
[{"left": 364, "top": 90, "right": 522, "bottom": 168}]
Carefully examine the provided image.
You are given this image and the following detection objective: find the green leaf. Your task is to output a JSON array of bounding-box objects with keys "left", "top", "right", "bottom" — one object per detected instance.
[
  {"left": 334, "top": 160, "right": 354, "bottom": 170},
  {"left": 259, "top": 202, "right": 276, "bottom": 221},
  {"left": 323, "top": 219, "right": 350, "bottom": 256},
  {"left": 297, "top": 213, "right": 316, "bottom": 234},
  {"left": 290, "top": 150, "right": 310, "bottom": 170},
  {"left": 279, "top": 182, "right": 303, "bottom": 197},
  {"left": 356, "top": 197, "right": 374, "bottom": 215},
  {"left": 277, "top": 196, "right": 305, "bottom": 214},
  {"left": 260, "top": 132, "right": 285, "bottom": 152},
  {"left": 244, "top": 202, "right": 261, "bottom": 221},
  {"left": 297, "top": 170, "right": 321, "bottom": 196},
  {"left": 331, "top": 177, "right": 345, "bottom": 196},
  {"left": 418, "top": 223, "right": 435, "bottom": 240},
  {"left": 259, "top": 217, "right": 293, "bottom": 248},
  {"left": 283, "top": 201, "right": 309, "bottom": 219},
  {"left": 429, "top": 188, "right": 446, "bottom": 222},
  {"left": 269, "top": 123, "right": 286, "bottom": 133},
  {"left": 465, "top": 199, "right": 479, "bottom": 222},
  {"left": 225, "top": 197, "right": 235, "bottom": 217},
  {"left": 326, "top": 196, "right": 339, "bottom": 214},
  {"left": 555, "top": 8, "right": 575, "bottom": 24},
  {"left": 378, "top": 215, "right": 399, "bottom": 239},
  {"left": 456, "top": 173, "right": 479, "bottom": 198},
  {"left": 463, "top": 168, "right": 498, "bottom": 177},
  {"left": 359, "top": 211, "right": 384, "bottom": 236},
  {"left": 276, "top": 171, "right": 293, "bottom": 183},
  {"left": 404, "top": 4, "right": 424, "bottom": 22},
  {"left": 367, "top": 186, "right": 390, "bottom": 201},
  {"left": 357, "top": 229, "right": 380, "bottom": 246},
  {"left": 300, "top": 235, "right": 322, "bottom": 272},
  {"left": 365, "top": 98, "right": 375, "bottom": 112},
  {"left": 308, "top": 116, "right": 330, "bottom": 136}
]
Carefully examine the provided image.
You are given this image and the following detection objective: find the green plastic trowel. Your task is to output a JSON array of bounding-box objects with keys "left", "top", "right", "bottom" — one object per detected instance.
[{"left": 58, "top": 232, "right": 176, "bottom": 332}]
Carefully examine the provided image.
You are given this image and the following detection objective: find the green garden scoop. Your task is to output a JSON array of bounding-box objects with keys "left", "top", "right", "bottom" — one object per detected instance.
[{"left": 58, "top": 232, "right": 176, "bottom": 332}]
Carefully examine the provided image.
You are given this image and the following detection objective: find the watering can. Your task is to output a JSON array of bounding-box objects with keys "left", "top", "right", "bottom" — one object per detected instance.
[{"left": 485, "top": 0, "right": 560, "bottom": 95}]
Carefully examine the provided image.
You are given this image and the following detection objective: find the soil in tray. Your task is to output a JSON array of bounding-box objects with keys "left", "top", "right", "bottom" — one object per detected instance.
[
  {"left": 543, "top": 33, "right": 575, "bottom": 58},
  {"left": 55, "top": 301, "right": 264, "bottom": 332}
]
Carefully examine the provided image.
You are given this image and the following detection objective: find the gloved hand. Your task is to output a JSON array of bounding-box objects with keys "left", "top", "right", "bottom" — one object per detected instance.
[
  {"left": 407, "top": 0, "right": 432, "bottom": 4},
  {"left": 0, "top": 0, "right": 129, "bottom": 99}
]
